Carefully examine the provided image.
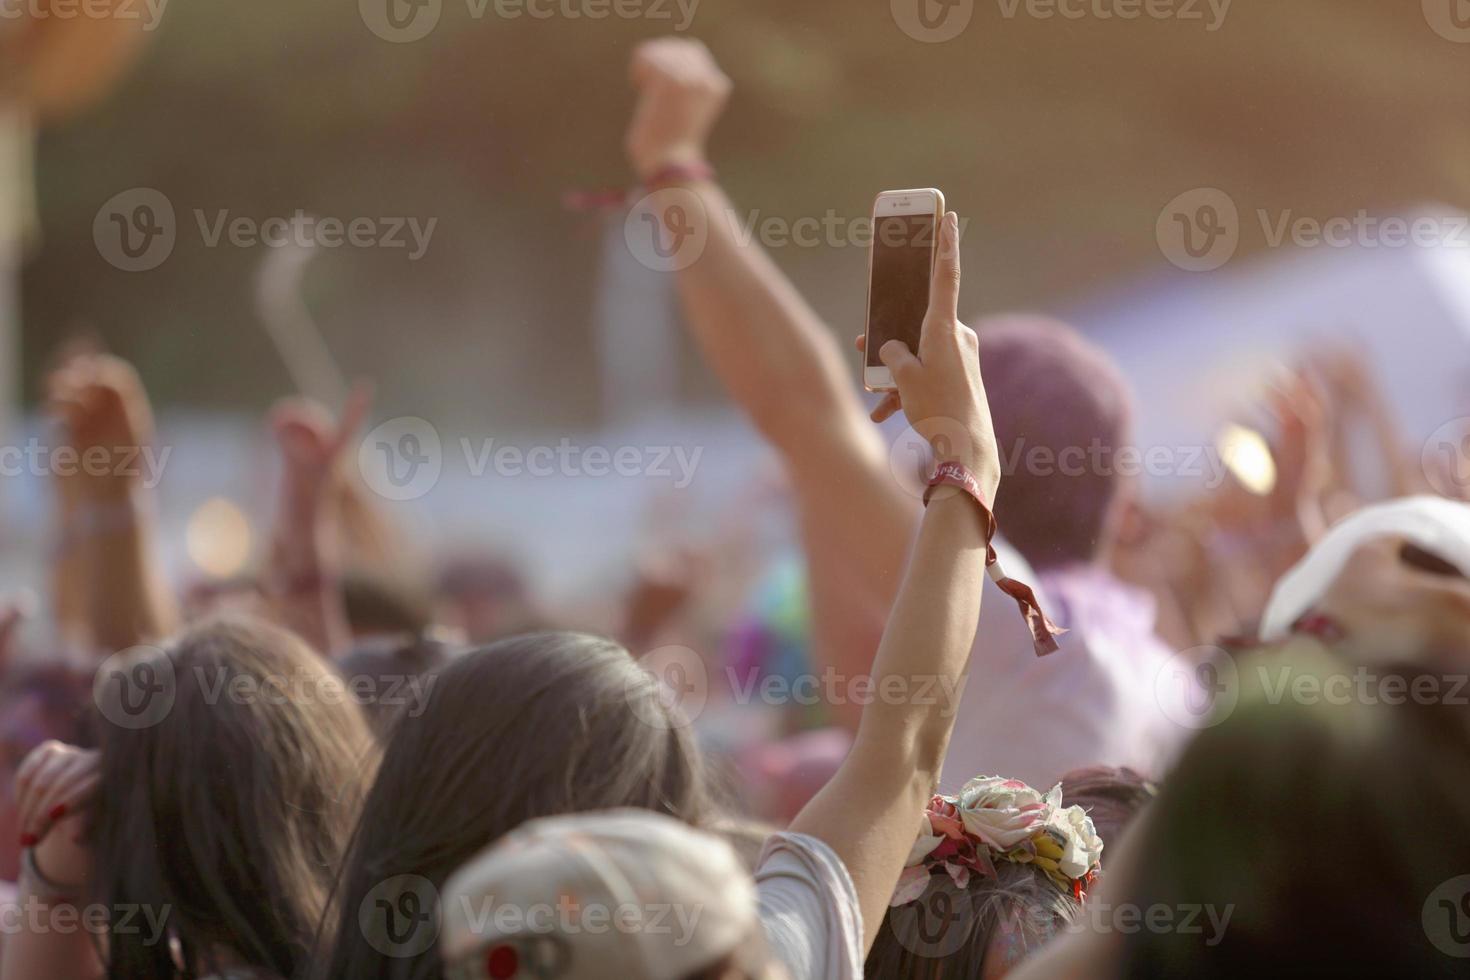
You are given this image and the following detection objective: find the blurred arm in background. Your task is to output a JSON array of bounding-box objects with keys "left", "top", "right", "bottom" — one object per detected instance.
[
  {"left": 265, "top": 388, "right": 370, "bottom": 658},
  {"left": 47, "top": 354, "right": 177, "bottom": 654},
  {"left": 623, "top": 39, "right": 917, "bottom": 729}
]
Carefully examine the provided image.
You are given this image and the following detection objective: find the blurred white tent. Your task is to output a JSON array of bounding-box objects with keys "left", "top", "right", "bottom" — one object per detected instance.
[{"left": 1067, "top": 205, "right": 1470, "bottom": 498}]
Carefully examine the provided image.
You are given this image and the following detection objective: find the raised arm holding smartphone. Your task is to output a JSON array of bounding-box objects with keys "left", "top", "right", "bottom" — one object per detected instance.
[{"left": 787, "top": 209, "right": 1003, "bottom": 950}]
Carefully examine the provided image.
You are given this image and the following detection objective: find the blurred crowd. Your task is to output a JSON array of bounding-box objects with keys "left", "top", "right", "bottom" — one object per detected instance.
[{"left": 3, "top": 25, "right": 1470, "bottom": 980}]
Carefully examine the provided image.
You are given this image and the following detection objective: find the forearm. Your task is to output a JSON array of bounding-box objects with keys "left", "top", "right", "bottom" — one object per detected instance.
[
  {"left": 0, "top": 855, "right": 103, "bottom": 980},
  {"left": 848, "top": 492, "right": 988, "bottom": 772},
  {"left": 50, "top": 492, "right": 93, "bottom": 650},
  {"left": 789, "top": 490, "right": 989, "bottom": 947},
  {"left": 76, "top": 489, "right": 177, "bottom": 654},
  {"left": 266, "top": 489, "right": 349, "bottom": 658}
]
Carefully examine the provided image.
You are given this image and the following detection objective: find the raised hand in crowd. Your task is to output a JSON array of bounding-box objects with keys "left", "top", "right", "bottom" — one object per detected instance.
[
  {"left": 623, "top": 37, "right": 925, "bottom": 731},
  {"left": 787, "top": 211, "right": 1001, "bottom": 949},
  {"left": 266, "top": 384, "right": 372, "bottom": 657},
  {"left": 0, "top": 741, "right": 103, "bottom": 980},
  {"left": 46, "top": 353, "right": 177, "bottom": 654}
]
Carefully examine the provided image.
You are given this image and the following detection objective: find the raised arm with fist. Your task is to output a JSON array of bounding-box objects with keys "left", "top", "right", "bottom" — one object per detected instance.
[{"left": 624, "top": 38, "right": 731, "bottom": 181}]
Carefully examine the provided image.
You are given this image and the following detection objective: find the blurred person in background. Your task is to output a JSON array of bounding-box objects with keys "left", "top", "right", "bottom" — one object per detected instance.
[
  {"left": 1010, "top": 642, "right": 1470, "bottom": 980},
  {"left": 618, "top": 38, "right": 1192, "bottom": 793},
  {"left": 316, "top": 631, "right": 718, "bottom": 980},
  {"left": 1260, "top": 494, "right": 1470, "bottom": 664},
  {"left": 1, "top": 615, "right": 376, "bottom": 980}
]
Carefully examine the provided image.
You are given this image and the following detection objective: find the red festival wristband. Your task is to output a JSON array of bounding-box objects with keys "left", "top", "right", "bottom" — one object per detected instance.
[
  {"left": 924, "top": 461, "right": 1066, "bottom": 657},
  {"left": 562, "top": 161, "right": 716, "bottom": 213}
]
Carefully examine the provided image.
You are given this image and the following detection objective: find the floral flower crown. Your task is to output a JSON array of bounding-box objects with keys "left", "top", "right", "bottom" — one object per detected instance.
[{"left": 892, "top": 775, "right": 1104, "bottom": 907}]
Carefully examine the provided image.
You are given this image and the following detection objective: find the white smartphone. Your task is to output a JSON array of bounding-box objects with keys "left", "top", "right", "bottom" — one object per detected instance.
[{"left": 863, "top": 188, "right": 944, "bottom": 392}]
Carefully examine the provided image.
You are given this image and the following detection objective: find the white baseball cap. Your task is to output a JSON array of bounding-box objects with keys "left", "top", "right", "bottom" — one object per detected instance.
[
  {"left": 440, "top": 809, "right": 764, "bottom": 980},
  {"left": 1261, "top": 495, "right": 1470, "bottom": 640}
]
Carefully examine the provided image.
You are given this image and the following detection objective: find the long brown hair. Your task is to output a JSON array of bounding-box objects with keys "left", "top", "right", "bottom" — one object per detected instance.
[
  {"left": 90, "top": 615, "right": 376, "bottom": 979},
  {"left": 318, "top": 631, "right": 713, "bottom": 980}
]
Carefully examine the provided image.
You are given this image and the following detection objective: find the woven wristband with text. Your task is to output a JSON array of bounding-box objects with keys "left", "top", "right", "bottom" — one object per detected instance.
[{"left": 924, "top": 460, "right": 1066, "bottom": 657}]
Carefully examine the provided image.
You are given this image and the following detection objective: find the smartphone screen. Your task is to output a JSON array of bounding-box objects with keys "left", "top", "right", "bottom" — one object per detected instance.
[{"left": 866, "top": 214, "right": 936, "bottom": 368}]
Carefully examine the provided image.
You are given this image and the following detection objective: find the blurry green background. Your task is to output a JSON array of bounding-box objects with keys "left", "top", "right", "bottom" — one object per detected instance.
[{"left": 21, "top": 0, "right": 1470, "bottom": 430}]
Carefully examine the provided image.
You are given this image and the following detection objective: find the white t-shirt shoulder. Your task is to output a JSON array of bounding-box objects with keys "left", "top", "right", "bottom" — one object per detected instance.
[{"left": 753, "top": 832, "right": 864, "bottom": 980}]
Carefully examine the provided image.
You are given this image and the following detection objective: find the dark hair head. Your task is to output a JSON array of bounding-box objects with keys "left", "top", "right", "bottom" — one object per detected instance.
[
  {"left": 1115, "top": 644, "right": 1470, "bottom": 978},
  {"left": 336, "top": 631, "right": 460, "bottom": 737},
  {"left": 341, "top": 567, "right": 436, "bottom": 639},
  {"left": 976, "top": 315, "right": 1135, "bottom": 569},
  {"left": 90, "top": 614, "right": 376, "bottom": 979},
  {"left": 320, "top": 631, "right": 713, "bottom": 980},
  {"left": 866, "top": 860, "right": 1082, "bottom": 978}
]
